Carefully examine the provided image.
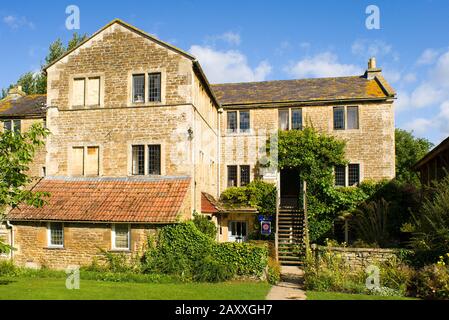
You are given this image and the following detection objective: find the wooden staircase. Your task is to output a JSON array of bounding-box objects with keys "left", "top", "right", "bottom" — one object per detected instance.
[{"left": 277, "top": 207, "right": 306, "bottom": 266}]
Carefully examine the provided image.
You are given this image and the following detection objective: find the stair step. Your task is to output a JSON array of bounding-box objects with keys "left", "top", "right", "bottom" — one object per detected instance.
[
  {"left": 279, "top": 256, "right": 302, "bottom": 261},
  {"left": 280, "top": 261, "right": 303, "bottom": 266}
]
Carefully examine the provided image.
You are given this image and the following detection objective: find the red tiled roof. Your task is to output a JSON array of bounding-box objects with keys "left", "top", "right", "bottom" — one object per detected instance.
[
  {"left": 201, "top": 192, "right": 220, "bottom": 214},
  {"left": 7, "top": 176, "right": 191, "bottom": 223}
]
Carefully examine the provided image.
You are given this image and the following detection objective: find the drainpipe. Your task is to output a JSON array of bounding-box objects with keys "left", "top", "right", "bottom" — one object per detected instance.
[{"left": 6, "top": 220, "right": 14, "bottom": 260}]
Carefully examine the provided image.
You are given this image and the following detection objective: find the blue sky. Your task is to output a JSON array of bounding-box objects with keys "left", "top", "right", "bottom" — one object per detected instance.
[{"left": 1, "top": 0, "right": 448, "bottom": 144}]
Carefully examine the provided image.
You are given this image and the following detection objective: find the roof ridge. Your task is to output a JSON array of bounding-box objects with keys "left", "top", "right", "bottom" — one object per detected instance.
[{"left": 211, "top": 75, "right": 364, "bottom": 87}]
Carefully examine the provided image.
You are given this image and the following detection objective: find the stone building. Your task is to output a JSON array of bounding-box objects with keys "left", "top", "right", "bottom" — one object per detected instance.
[{"left": 2, "top": 19, "right": 396, "bottom": 268}]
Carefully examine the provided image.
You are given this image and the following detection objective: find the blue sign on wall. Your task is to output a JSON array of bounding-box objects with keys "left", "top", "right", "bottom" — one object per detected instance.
[{"left": 261, "top": 221, "right": 271, "bottom": 236}]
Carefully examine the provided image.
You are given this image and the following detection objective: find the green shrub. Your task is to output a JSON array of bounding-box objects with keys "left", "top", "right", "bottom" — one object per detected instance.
[
  {"left": 192, "top": 211, "right": 217, "bottom": 239},
  {"left": 220, "top": 179, "right": 276, "bottom": 216},
  {"left": 212, "top": 242, "right": 268, "bottom": 277},
  {"left": 379, "top": 257, "right": 415, "bottom": 296},
  {"left": 143, "top": 222, "right": 268, "bottom": 282},
  {"left": 0, "top": 260, "right": 17, "bottom": 276},
  {"left": 193, "top": 256, "right": 237, "bottom": 283},
  {"left": 411, "top": 175, "right": 449, "bottom": 260},
  {"left": 351, "top": 198, "right": 391, "bottom": 247},
  {"left": 267, "top": 258, "right": 281, "bottom": 284},
  {"left": 411, "top": 263, "right": 449, "bottom": 299},
  {"left": 96, "top": 249, "right": 141, "bottom": 273}
]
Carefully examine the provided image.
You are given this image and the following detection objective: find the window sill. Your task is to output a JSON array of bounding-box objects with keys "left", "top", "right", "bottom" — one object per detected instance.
[
  {"left": 109, "top": 249, "right": 131, "bottom": 253},
  {"left": 128, "top": 102, "right": 164, "bottom": 108},
  {"left": 45, "top": 246, "right": 65, "bottom": 250}
]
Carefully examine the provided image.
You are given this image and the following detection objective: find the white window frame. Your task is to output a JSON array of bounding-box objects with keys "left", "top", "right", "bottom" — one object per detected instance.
[
  {"left": 111, "top": 224, "right": 131, "bottom": 251},
  {"left": 334, "top": 163, "right": 362, "bottom": 187},
  {"left": 47, "top": 222, "right": 64, "bottom": 248},
  {"left": 226, "top": 110, "right": 251, "bottom": 134},
  {"left": 227, "top": 164, "right": 251, "bottom": 188},
  {"left": 278, "top": 108, "right": 303, "bottom": 131},
  {"left": 228, "top": 220, "right": 248, "bottom": 243},
  {"left": 333, "top": 106, "right": 360, "bottom": 131}
]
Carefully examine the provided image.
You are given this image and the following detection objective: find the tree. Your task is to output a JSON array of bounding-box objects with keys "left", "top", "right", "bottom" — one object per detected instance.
[
  {"left": 1, "top": 33, "right": 87, "bottom": 96},
  {"left": 395, "top": 128, "right": 433, "bottom": 185},
  {"left": 410, "top": 175, "right": 449, "bottom": 260},
  {"left": 0, "top": 123, "right": 50, "bottom": 253}
]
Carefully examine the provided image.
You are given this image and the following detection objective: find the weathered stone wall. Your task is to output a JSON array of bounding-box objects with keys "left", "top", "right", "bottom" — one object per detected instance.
[
  {"left": 311, "top": 245, "right": 400, "bottom": 269},
  {"left": 219, "top": 101, "right": 395, "bottom": 191},
  {"left": 11, "top": 221, "right": 160, "bottom": 270}
]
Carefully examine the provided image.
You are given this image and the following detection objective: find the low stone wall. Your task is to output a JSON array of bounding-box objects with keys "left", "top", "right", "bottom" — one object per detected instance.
[{"left": 311, "top": 244, "right": 401, "bottom": 269}]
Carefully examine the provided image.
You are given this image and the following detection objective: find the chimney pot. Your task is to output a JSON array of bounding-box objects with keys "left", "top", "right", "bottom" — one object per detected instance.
[{"left": 368, "top": 57, "right": 377, "bottom": 69}]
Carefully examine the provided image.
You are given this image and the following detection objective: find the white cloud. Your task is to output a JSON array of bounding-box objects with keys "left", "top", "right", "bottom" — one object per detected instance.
[
  {"left": 189, "top": 45, "right": 271, "bottom": 83},
  {"left": 284, "top": 52, "right": 362, "bottom": 78},
  {"left": 402, "top": 118, "right": 433, "bottom": 135},
  {"left": 351, "top": 39, "right": 397, "bottom": 60},
  {"left": 403, "top": 73, "right": 417, "bottom": 83},
  {"left": 2, "top": 15, "right": 34, "bottom": 30},
  {"left": 206, "top": 32, "right": 241, "bottom": 46},
  {"left": 382, "top": 69, "right": 401, "bottom": 83},
  {"left": 432, "top": 50, "right": 449, "bottom": 87},
  {"left": 437, "top": 101, "right": 449, "bottom": 135},
  {"left": 410, "top": 84, "right": 445, "bottom": 108},
  {"left": 394, "top": 90, "right": 411, "bottom": 113},
  {"left": 416, "top": 48, "right": 439, "bottom": 65}
]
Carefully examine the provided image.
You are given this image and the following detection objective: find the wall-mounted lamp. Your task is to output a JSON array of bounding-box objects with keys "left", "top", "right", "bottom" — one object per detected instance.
[{"left": 188, "top": 127, "right": 194, "bottom": 140}]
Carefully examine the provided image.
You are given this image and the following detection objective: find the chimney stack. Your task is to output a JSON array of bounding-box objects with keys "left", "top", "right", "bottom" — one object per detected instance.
[
  {"left": 6, "top": 85, "right": 26, "bottom": 101},
  {"left": 365, "top": 57, "right": 381, "bottom": 80}
]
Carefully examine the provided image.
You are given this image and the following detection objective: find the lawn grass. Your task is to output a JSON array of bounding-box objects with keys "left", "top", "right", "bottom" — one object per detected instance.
[
  {"left": 307, "top": 291, "right": 417, "bottom": 300},
  {"left": 0, "top": 277, "right": 271, "bottom": 300}
]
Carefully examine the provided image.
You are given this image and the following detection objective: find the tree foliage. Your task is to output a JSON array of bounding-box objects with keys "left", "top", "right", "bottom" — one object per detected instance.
[
  {"left": 1, "top": 33, "right": 87, "bottom": 97},
  {"left": 410, "top": 175, "right": 449, "bottom": 258},
  {"left": 0, "top": 123, "right": 50, "bottom": 253},
  {"left": 395, "top": 128, "right": 433, "bottom": 185}
]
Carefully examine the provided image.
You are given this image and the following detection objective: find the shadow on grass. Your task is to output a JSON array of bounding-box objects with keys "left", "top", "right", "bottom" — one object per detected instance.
[{"left": 0, "top": 279, "right": 16, "bottom": 285}]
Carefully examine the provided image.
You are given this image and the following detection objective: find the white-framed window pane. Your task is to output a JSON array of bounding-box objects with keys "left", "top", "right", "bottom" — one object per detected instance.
[
  {"left": 132, "top": 145, "right": 145, "bottom": 175},
  {"left": 240, "top": 165, "right": 250, "bottom": 186},
  {"left": 335, "top": 165, "right": 346, "bottom": 186},
  {"left": 114, "top": 224, "right": 129, "bottom": 249},
  {"left": 348, "top": 164, "right": 360, "bottom": 186},
  {"left": 292, "top": 109, "right": 302, "bottom": 130},
  {"left": 133, "top": 74, "right": 145, "bottom": 103},
  {"left": 49, "top": 223, "right": 63, "bottom": 246},
  {"left": 148, "top": 73, "right": 161, "bottom": 102},
  {"left": 333, "top": 107, "right": 345, "bottom": 130},
  {"left": 73, "top": 78, "right": 85, "bottom": 106},
  {"left": 227, "top": 165, "right": 237, "bottom": 187},
  {"left": 347, "top": 106, "right": 359, "bottom": 129},
  {"left": 239, "top": 111, "right": 250, "bottom": 133},
  {"left": 227, "top": 111, "right": 237, "bottom": 133},
  {"left": 86, "top": 77, "right": 100, "bottom": 106},
  {"left": 279, "top": 110, "right": 289, "bottom": 131},
  {"left": 148, "top": 144, "right": 161, "bottom": 175},
  {"left": 3, "top": 120, "right": 12, "bottom": 131}
]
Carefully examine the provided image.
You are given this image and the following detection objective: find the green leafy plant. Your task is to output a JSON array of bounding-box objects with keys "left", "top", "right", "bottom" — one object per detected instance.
[
  {"left": 351, "top": 198, "right": 391, "bottom": 247},
  {"left": 192, "top": 211, "right": 217, "bottom": 239},
  {"left": 410, "top": 175, "right": 449, "bottom": 261},
  {"left": 267, "top": 257, "right": 281, "bottom": 284}
]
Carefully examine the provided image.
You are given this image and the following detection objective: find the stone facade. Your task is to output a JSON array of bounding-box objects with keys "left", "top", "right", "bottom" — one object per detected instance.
[
  {"left": 45, "top": 22, "right": 219, "bottom": 213},
  {"left": 11, "top": 221, "right": 159, "bottom": 269},
  {"left": 219, "top": 102, "right": 395, "bottom": 191}
]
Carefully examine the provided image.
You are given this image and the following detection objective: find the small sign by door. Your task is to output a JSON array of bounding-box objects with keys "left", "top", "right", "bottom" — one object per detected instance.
[{"left": 261, "top": 221, "right": 271, "bottom": 236}]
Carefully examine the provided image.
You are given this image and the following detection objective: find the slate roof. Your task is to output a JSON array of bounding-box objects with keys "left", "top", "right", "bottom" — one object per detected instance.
[
  {"left": 211, "top": 75, "right": 395, "bottom": 106},
  {"left": 0, "top": 95, "right": 47, "bottom": 118},
  {"left": 7, "top": 176, "right": 191, "bottom": 223}
]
